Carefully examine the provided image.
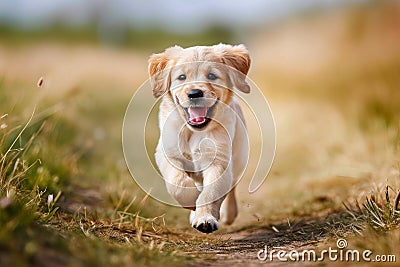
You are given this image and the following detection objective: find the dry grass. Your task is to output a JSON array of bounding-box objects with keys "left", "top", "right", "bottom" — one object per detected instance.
[
  {"left": 344, "top": 184, "right": 400, "bottom": 232},
  {"left": 0, "top": 88, "right": 189, "bottom": 266},
  {"left": 0, "top": 1, "right": 399, "bottom": 266}
]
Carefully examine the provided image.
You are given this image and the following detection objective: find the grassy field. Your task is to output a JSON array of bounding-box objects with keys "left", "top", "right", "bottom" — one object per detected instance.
[{"left": 1, "top": 1, "right": 399, "bottom": 266}]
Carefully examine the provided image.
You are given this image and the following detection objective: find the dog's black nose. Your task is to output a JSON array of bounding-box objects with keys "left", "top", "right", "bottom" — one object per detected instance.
[{"left": 188, "top": 89, "right": 204, "bottom": 99}]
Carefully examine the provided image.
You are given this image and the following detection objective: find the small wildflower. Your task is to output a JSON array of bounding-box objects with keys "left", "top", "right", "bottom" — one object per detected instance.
[{"left": 48, "top": 194, "right": 54, "bottom": 205}]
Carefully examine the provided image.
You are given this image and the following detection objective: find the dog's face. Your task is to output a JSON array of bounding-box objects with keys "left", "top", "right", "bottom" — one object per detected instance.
[{"left": 149, "top": 44, "right": 251, "bottom": 130}]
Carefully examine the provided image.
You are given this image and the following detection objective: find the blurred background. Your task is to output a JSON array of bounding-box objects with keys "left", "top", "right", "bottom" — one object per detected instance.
[
  {"left": 1, "top": 0, "right": 400, "bottom": 265},
  {"left": 0, "top": 0, "right": 369, "bottom": 47}
]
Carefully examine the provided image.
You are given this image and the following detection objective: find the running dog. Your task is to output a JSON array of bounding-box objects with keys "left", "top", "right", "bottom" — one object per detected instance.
[{"left": 148, "top": 44, "right": 250, "bottom": 233}]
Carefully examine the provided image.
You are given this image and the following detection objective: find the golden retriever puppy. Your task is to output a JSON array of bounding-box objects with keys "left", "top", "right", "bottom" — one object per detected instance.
[{"left": 148, "top": 44, "right": 250, "bottom": 233}]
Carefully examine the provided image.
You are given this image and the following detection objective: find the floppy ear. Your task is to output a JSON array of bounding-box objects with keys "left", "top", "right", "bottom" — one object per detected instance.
[
  {"left": 148, "top": 52, "right": 171, "bottom": 98},
  {"left": 148, "top": 46, "right": 183, "bottom": 98},
  {"left": 218, "top": 44, "right": 251, "bottom": 93}
]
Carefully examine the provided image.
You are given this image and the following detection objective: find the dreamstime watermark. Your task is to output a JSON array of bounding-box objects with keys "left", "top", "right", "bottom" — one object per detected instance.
[{"left": 257, "top": 238, "right": 397, "bottom": 263}]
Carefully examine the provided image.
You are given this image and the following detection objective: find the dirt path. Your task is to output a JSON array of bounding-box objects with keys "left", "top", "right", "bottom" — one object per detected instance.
[
  {"left": 57, "top": 183, "right": 354, "bottom": 266},
  {"left": 180, "top": 211, "right": 350, "bottom": 266}
]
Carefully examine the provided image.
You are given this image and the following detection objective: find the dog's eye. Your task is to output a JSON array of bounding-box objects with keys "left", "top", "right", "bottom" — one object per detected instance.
[
  {"left": 207, "top": 73, "right": 218, "bottom": 80},
  {"left": 178, "top": 74, "right": 186, "bottom": 81}
]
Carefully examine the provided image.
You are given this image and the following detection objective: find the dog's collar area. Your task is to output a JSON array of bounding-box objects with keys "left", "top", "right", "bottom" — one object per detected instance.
[{"left": 175, "top": 96, "right": 218, "bottom": 129}]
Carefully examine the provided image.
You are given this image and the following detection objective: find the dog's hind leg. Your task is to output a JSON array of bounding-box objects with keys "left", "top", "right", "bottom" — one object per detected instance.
[{"left": 220, "top": 187, "right": 238, "bottom": 225}]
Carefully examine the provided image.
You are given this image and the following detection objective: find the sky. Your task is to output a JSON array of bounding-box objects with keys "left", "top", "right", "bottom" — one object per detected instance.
[{"left": 0, "top": 0, "right": 370, "bottom": 33}]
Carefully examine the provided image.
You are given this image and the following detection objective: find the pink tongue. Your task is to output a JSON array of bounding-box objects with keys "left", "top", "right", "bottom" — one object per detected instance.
[{"left": 188, "top": 107, "right": 207, "bottom": 124}]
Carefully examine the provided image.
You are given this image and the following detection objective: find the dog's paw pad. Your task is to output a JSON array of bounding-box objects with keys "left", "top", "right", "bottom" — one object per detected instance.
[
  {"left": 191, "top": 215, "right": 218, "bottom": 233},
  {"left": 196, "top": 222, "right": 218, "bottom": 233}
]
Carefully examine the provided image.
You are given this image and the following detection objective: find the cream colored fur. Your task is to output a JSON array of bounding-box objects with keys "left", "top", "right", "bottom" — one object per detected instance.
[{"left": 148, "top": 44, "right": 250, "bottom": 233}]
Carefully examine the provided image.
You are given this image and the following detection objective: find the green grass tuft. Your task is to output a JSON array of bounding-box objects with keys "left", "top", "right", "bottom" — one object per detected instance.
[{"left": 345, "top": 185, "right": 400, "bottom": 232}]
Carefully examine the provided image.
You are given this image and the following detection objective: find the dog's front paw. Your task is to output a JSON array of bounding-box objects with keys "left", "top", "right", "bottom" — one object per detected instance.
[{"left": 191, "top": 214, "right": 219, "bottom": 233}]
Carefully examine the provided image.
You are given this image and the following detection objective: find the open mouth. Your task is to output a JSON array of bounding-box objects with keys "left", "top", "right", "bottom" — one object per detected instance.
[{"left": 176, "top": 97, "right": 218, "bottom": 129}]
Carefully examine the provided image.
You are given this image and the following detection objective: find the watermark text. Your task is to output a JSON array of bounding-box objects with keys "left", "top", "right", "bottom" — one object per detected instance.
[{"left": 257, "top": 239, "right": 396, "bottom": 263}]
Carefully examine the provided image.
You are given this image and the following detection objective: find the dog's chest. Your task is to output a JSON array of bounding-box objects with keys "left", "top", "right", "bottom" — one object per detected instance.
[{"left": 177, "top": 132, "right": 217, "bottom": 170}]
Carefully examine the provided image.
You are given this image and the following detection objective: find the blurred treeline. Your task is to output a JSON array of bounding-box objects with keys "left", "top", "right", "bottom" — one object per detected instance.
[{"left": 0, "top": 24, "right": 235, "bottom": 51}]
